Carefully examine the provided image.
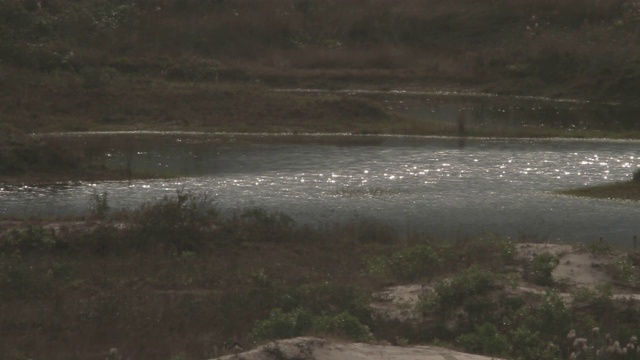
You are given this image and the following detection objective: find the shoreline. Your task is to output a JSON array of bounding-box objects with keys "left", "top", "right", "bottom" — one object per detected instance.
[{"left": 559, "top": 180, "right": 640, "bottom": 202}]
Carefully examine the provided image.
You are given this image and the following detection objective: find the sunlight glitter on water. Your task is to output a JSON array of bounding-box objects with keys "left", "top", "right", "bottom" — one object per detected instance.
[{"left": 2, "top": 136, "right": 640, "bottom": 245}]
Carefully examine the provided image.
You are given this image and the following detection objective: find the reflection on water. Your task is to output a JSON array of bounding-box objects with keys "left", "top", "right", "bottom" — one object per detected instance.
[{"left": 1, "top": 134, "right": 639, "bottom": 246}]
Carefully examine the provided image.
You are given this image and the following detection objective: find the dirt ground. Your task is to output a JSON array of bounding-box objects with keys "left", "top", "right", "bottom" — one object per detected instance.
[{"left": 212, "top": 336, "right": 502, "bottom": 360}]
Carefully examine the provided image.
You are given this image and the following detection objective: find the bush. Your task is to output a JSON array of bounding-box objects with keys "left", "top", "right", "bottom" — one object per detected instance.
[
  {"left": 313, "top": 312, "right": 373, "bottom": 342},
  {"left": 419, "top": 266, "right": 502, "bottom": 337},
  {"left": 89, "top": 191, "right": 110, "bottom": 218},
  {"left": 456, "top": 322, "right": 509, "bottom": 357},
  {"left": 251, "top": 307, "right": 314, "bottom": 342},
  {"left": 459, "top": 236, "right": 516, "bottom": 268},
  {"left": 525, "top": 252, "right": 560, "bottom": 286},
  {"left": 588, "top": 239, "right": 611, "bottom": 256},
  {"left": 251, "top": 307, "right": 373, "bottom": 343},
  {"left": 633, "top": 169, "right": 640, "bottom": 182},
  {"left": 130, "top": 190, "right": 217, "bottom": 254},
  {"left": 525, "top": 291, "right": 572, "bottom": 337},
  {"left": 389, "top": 244, "right": 440, "bottom": 281},
  {"left": 0, "top": 225, "right": 56, "bottom": 255},
  {"left": 427, "top": 267, "right": 497, "bottom": 310},
  {"left": 611, "top": 255, "right": 638, "bottom": 287},
  {"left": 509, "top": 326, "right": 559, "bottom": 360},
  {"left": 570, "top": 285, "right": 614, "bottom": 318},
  {"left": 364, "top": 244, "right": 440, "bottom": 281},
  {"left": 284, "top": 282, "right": 372, "bottom": 323},
  {"left": 237, "top": 208, "right": 295, "bottom": 243}
]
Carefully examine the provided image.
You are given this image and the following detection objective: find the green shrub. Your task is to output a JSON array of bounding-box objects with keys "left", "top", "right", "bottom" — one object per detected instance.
[
  {"left": 633, "top": 169, "right": 640, "bottom": 182},
  {"left": 313, "top": 312, "right": 373, "bottom": 342},
  {"left": 251, "top": 307, "right": 314, "bottom": 342},
  {"left": 419, "top": 267, "right": 502, "bottom": 337},
  {"left": 456, "top": 322, "right": 509, "bottom": 357},
  {"left": 509, "top": 326, "right": 559, "bottom": 360},
  {"left": 89, "top": 191, "right": 110, "bottom": 218},
  {"left": 443, "top": 236, "right": 516, "bottom": 272},
  {"left": 426, "top": 267, "right": 497, "bottom": 310},
  {"left": 588, "top": 239, "right": 611, "bottom": 256},
  {"left": 131, "top": 190, "right": 217, "bottom": 254},
  {"left": 525, "top": 252, "right": 560, "bottom": 286},
  {"left": 611, "top": 255, "right": 638, "bottom": 287},
  {"left": 238, "top": 208, "right": 294, "bottom": 243},
  {"left": 570, "top": 285, "right": 613, "bottom": 319},
  {"left": 389, "top": 244, "right": 439, "bottom": 281},
  {"left": 525, "top": 291, "right": 572, "bottom": 338},
  {"left": 364, "top": 255, "right": 391, "bottom": 280},
  {"left": 283, "top": 282, "right": 372, "bottom": 323},
  {"left": 0, "top": 225, "right": 56, "bottom": 255},
  {"left": 251, "top": 307, "right": 373, "bottom": 343}
]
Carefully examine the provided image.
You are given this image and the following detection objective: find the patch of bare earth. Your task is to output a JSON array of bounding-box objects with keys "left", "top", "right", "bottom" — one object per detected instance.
[{"left": 211, "top": 337, "right": 502, "bottom": 360}]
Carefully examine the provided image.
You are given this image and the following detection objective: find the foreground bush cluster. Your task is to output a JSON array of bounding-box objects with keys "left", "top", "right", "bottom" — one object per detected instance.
[{"left": 1, "top": 191, "right": 640, "bottom": 359}]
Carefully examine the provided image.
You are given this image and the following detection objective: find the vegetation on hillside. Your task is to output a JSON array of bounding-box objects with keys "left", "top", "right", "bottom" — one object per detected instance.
[
  {"left": 2, "top": 0, "right": 640, "bottom": 135},
  {"left": 3, "top": 0, "right": 640, "bottom": 101}
]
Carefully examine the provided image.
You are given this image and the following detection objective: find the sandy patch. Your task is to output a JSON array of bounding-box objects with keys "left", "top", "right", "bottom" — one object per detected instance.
[
  {"left": 371, "top": 284, "right": 425, "bottom": 321},
  {"left": 211, "top": 337, "right": 502, "bottom": 360},
  {"left": 515, "top": 243, "right": 615, "bottom": 289}
]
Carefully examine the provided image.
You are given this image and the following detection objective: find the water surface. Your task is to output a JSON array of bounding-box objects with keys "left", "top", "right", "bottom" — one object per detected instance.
[{"left": 2, "top": 134, "right": 639, "bottom": 246}]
